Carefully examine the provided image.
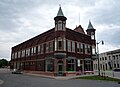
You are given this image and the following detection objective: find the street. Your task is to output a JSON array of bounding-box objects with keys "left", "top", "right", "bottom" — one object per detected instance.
[{"left": 0, "top": 68, "right": 120, "bottom": 87}]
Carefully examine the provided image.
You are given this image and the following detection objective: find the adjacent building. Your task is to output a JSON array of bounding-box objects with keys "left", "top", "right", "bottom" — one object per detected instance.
[
  {"left": 10, "top": 6, "right": 96, "bottom": 76},
  {"left": 93, "top": 49, "right": 120, "bottom": 71}
]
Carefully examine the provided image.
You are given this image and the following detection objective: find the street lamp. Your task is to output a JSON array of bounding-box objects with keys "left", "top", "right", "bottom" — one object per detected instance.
[{"left": 96, "top": 40, "right": 104, "bottom": 76}]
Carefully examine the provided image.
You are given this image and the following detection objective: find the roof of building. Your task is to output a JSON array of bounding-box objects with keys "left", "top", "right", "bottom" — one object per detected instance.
[
  {"left": 106, "top": 49, "right": 120, "bottom": 55},
  {"left": 57, "top": 6, "right": 64, "bottom": 16},
  {"left": 74, "top": 25, "right": 85, "bottom": 34},
  {"left": 87, "top": 20, "right": 94, "bottom": 29}
]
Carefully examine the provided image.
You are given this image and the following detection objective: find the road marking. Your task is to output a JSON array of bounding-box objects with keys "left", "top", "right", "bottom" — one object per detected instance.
[{"left": 0, "top": 80, "right": 4, "bottom": 85}]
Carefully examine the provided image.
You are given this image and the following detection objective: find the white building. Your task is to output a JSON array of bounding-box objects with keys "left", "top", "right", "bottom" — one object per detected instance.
[{"left": 93, "top": 49, "right": 120, "bottom": 71}]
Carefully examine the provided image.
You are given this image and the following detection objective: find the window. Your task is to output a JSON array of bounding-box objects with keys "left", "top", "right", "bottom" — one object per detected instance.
[
  {"left": 49, "top": 41, "right": 53, "bottom": 52},
  {"left": 77, "top": 43, "right": 80, "bottom": 52},
  {"left": 14, "top": 52, "right": 17, "bottom": 59},
  {"left": 38, "top": 44, "right": 44, "bottom": 54},
  {"left": 41, "top": 44, "right": 44, "bottom": 54},
  {"left": 33, "top": 47, "right": 36, "bottom": 54},
  {"left": 102, "top": 57, "right": 104, "bottom": 61},
  {"left": 58, "top": 21, "right": 62, "bottom": 30},
  {"left": 58, "top": 41, "right": 62, "bottom": 50},
  {"left": 18, "top": 51, "right": 21, "bottom": 58},
  {"left": 87, "top": 45, "right": 91, "bottom": 53},
  {"left": 68, "top": 40, "right": 71, "bottom": 52},
  {"left": 91, "top": 32, "right": 94, "bottom": 39},
  {"left": 67, "top": 59, "right": 75, "bottom": 71},
  {"left": 80, "top": 43, "right": 83, "bottom": 53},
  {"left": 31, "top": 47, "right": 34, "bottom": 55},
  {"left": 105, "top": 57, "right": 107, "bottom": 60},
  {"left": 46, "top": 60, "right": 54, "bottom": 72},
  {"left": 55, "top": 38, "right": 66, "bottom": 51},
  {"left": 71, "top": 41, "right": 75, "bottom": 52},
  {"left": 38, "top": 45, "right": 41, "bottom": 54},
  {"left": 21, "top": 50, "right": 25, "bottom": 57},
  {"left": 85, "top": 44, "right": 87, "bottom": 54},
  {"left": 46, "top": 42, "right": 49, "bottom": 53},
  {"left": 26, "top": 48, "right": 30, "bottom": 57}
]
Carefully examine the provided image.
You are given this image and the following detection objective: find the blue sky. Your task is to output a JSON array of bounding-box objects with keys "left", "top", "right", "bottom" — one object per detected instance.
[{"left": 0, "top": 0, "right": 120, "bottom": 60}]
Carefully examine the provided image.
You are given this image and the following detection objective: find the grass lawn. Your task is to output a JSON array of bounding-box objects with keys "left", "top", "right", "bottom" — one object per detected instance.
[{"left": 76, "top": 75, "right": 120, "bottom": 82}]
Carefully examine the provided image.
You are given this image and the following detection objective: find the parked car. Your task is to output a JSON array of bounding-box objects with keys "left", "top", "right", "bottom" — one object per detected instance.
[
  {"left": 12, "top": 69, "right": 22, "bottom": 74},
  {"left": 113, "top": 68, "right": 120, "bottom": 72}
]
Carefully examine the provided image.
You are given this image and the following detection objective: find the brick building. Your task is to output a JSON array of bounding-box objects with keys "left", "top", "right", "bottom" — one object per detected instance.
[{"left": 10, "top": 6, "right": 96, "bottom": 76}]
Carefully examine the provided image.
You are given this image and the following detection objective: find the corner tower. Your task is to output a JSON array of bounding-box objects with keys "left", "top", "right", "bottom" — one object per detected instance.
[
  {"left": 54, "top": 6, "right": 67, "bottom": 31},
  {"left": 86, "top": 21, "right": 96, "bottom": 40},
  {"left": 86, "top": 21, "right": 96, "bottom": 57}
]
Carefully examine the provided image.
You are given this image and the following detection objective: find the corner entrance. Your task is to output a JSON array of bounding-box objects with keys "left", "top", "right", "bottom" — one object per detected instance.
[{"left": 57, "top": 61, "right": 63, "bottom": 76}]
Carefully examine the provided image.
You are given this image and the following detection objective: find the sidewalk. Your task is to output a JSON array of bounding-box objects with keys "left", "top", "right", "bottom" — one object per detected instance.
[
  {"left": 94, "top": 71, "right": 120, "bottom": 79},
  {"left": 23, "top": 72, "right": 96, "bottom": 80}
]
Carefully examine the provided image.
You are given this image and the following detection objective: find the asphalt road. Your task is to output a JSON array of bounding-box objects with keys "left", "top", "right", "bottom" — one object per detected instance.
[{"left": 0, "top": 69, "right": 120, "bottom": 87}]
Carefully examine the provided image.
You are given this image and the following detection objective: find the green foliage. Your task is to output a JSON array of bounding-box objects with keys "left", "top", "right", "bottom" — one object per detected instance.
[
  {"left": 0, "top": 59, "right": 8, "bottom": 68},
  {"left": 76, "top": 75, "right": 120, "bottom": 82}
]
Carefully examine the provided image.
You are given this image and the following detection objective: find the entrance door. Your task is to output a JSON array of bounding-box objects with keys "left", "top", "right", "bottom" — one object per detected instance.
[{"left": 58, "top": 61, "right": 63, "bottom": 76}]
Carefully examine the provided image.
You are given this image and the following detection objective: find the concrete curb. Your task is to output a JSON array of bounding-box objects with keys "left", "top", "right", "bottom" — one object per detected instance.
[{"left": 0, "top": 79, "right": 4, "bottom": 85}]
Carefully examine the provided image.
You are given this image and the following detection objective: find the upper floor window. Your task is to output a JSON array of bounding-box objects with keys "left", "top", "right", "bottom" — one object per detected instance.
[
  {"left": 31, "top": 47, "right": 34, "bottom": 55},
  {"left": 71, "top": 41, "right": 75, "bottom": 52},
  {"left": 41, "top": 44, "right": 44, "bottom": 54},
  {"left": 38, "top": 45, "right": 41, "bottom": 54},
  {"left": 46, "top": 42, "right": 49, "bottom": 53},
  {"left": 68, "top": 40, "right": 71, "bottom": 52},
  {"left": 87, "top": 45, "right": 91, "bottom": 53},
  {"left": 80, "top": 43, "right": 84, "bottom": 53},
  {"left": 18, "top": 51, "right": 21, "bottom": 58},
  {"left": 26, "top": 48, "right": 30, "bottom": 57},
  {"left": 21, "top": 50, "right": 25, "bottom": 57},
  {"left": 77, "top": 43, "right": 80, "bottom": 52},
  {"left": 33, "top": 47, "right": 36, "bottom": 54},
  {"left": 85, "top": 44, "right": 88, "bottom": 54},
  {"left": 55, "top": 37, "right": 66, "bottom": 51},
  {"left": 15, "top": 52, "right": 17, "bottom": 59},
  {"left": 49, "top": 41, "right": 54, "bottom": 52}
]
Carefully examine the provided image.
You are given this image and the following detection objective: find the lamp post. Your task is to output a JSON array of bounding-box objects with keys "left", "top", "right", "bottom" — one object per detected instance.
[{"left": 96, "top": 40, "right": 104, "bottom": 76}]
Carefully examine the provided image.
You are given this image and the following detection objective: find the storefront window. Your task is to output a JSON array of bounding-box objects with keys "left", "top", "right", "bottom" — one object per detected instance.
[
  {"left": 46, "top": 60, "right": 54, "bottom": 72},
  {"left": 66, "top": 59, "right": 75, "bottom": 71}
]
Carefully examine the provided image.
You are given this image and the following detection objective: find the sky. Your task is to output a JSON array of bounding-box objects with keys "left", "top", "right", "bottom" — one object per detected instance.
[{"left": 0, "top": 0, "right": 120, "bottom": 60}]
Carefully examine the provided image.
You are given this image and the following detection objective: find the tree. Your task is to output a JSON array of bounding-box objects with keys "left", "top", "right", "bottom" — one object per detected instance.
[{"left": 0, "top": 59, "right": 9, "bottom": 68}]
